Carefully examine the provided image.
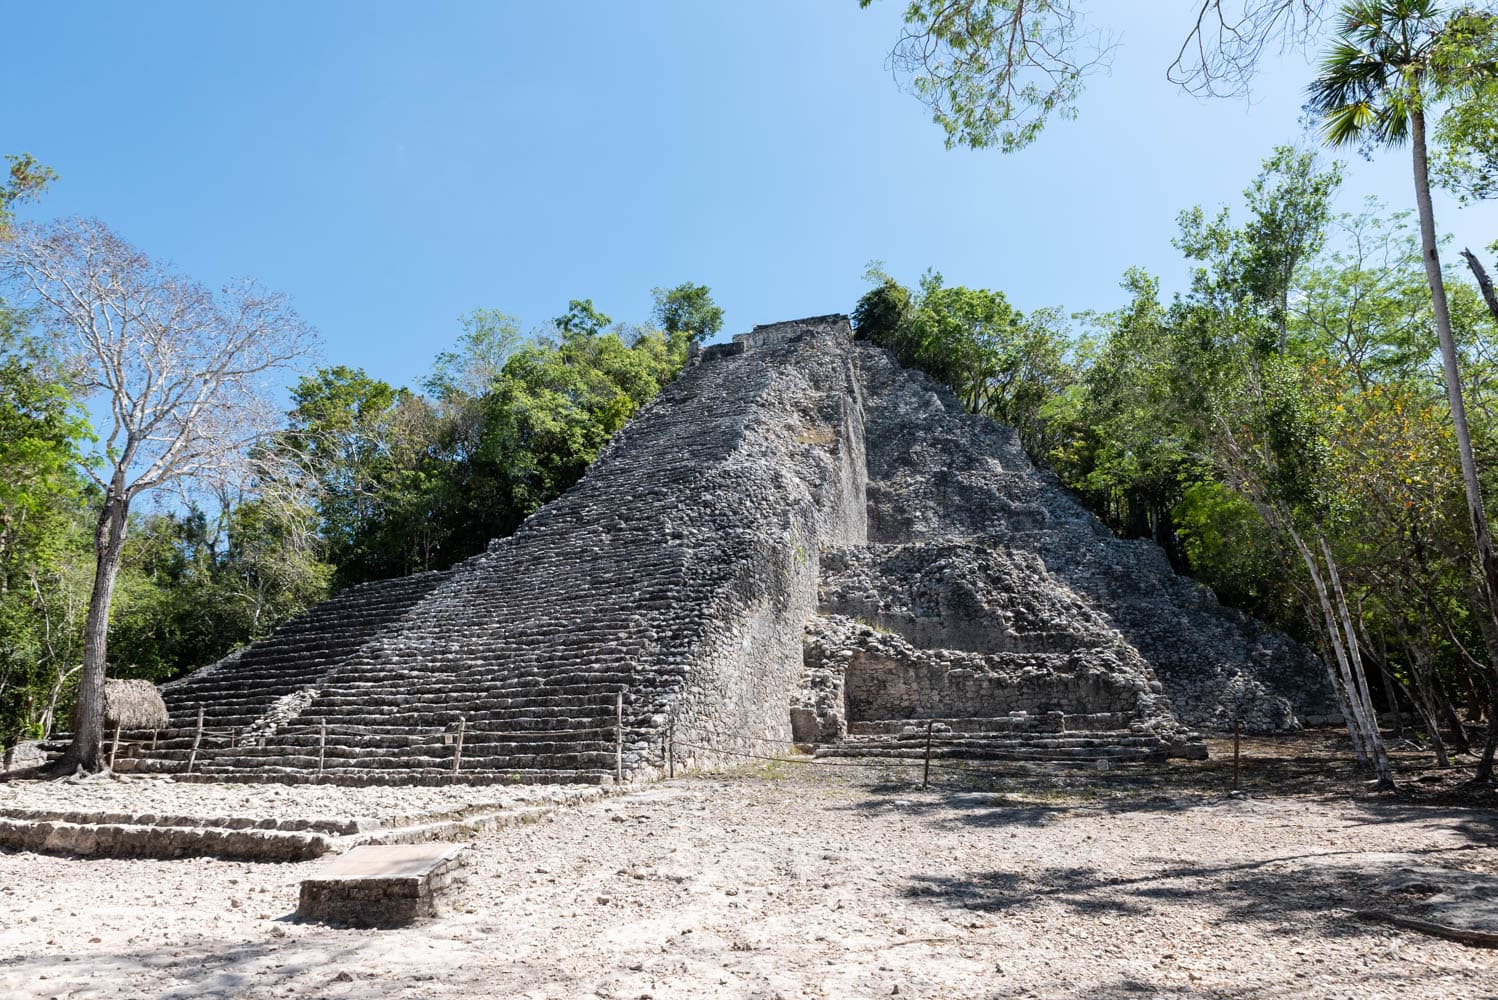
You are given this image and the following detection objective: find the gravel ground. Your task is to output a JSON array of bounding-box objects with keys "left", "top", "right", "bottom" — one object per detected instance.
[
  {"left": 2, "top": 744, "right": 1496, "bottom": 1000},
  {"left": 0, "top": 777, "right": 604, "bottom": 829}
]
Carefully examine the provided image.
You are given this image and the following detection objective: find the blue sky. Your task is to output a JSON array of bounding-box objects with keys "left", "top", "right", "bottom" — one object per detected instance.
[{"left": 5, "top": 1, "right": 1496, "bottom": 391}]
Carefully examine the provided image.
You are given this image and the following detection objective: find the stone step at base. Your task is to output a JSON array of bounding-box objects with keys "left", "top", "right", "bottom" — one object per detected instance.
[
  {"left": 298, "top": 843, "right": 469, "bottom": 927},
  {"left": 166, "top": 766, "right": 615, "bottom": 786},
  {"left": 813, "top": 722, "right": 1208, "bottom": 763},
  {"left": 846, "top": 712, "right": 1137, "bottom": 736},
  {"left": 815, "top": 743, "right": 1167, "bottom": 763},
  {"left": 0, "top": 816, "right": 333, "bottom": 861}
]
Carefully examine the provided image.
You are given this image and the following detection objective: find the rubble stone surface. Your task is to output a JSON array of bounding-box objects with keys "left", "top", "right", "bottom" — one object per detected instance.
[{"left": 100, "top": 315, "right": 1331, "bottom": 783}]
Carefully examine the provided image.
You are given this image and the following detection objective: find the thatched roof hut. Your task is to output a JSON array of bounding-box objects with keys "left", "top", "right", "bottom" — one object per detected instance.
[{"left": 98, "top": 679, "right": 169, "bottom": 731}]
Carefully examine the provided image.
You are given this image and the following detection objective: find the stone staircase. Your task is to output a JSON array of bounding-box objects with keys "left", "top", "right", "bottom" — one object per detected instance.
[
  {"left": 89, "top": 315, "right": 1329, "bottom": 785},
  {"left": 159, "top": 571, "right": 451, "bottom": 733},
  {"left": 109, "top": 319, "right": 867, "bottom": 783}
]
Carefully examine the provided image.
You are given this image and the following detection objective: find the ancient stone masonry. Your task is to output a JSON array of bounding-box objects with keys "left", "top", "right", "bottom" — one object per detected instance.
[
  {"left": 110, "top": 315, "right": 1332, "bottom": 784},
  {"left": 846, "top": 344, "right": 1335, "bottom": 734}
]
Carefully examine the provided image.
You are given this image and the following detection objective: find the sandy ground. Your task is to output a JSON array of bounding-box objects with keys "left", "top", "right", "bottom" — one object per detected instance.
[{"left": 2, "top": 745, "right": 1497, "bottom": 1000}]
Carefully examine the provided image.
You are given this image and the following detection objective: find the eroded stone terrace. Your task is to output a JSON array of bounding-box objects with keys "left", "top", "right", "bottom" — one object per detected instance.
[{"left": 96, "top": 316, "right": 1333, "bottom": 785}]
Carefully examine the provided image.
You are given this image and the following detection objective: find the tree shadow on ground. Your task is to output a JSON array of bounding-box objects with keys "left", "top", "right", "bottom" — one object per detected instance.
[
  {"left": 830, "top": 729, "right": 1498, "bottom": 836},
  {"left": 1046, "top": 970, "right": 1450, "bottom": 1000},
  {"left": 1340, "top": 799, "right": 1498, "bottom": 845},
  {"left": 901, "top": 842, "right": 1492, "bottom": 930},
  {"left": 0, "top": 931, "right": 371, "bottom": 1000}
]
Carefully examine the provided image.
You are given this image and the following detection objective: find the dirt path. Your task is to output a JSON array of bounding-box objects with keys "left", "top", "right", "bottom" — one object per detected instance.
[{"left": 2, "top": 757, "right": 1496, "bottom": 999}]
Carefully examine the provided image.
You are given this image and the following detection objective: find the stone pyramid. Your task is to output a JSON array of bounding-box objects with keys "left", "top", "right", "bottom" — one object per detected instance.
[{"left": 116, "top": 316, "right": 1333, "bottom": 784}]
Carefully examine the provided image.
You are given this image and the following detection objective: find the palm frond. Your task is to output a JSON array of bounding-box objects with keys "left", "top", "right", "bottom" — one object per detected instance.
[{"left": 1320, "top": 100, "right": 1379, "bottom": 145}]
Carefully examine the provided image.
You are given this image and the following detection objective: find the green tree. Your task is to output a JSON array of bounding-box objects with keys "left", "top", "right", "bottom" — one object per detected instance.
[
  {"left": 651, "top": 283, "right": 724, "bottom": 344},
  {"left": 425, "top": 309, "right": 523, "bottom": 402},
  {"left": 1308, "top": 0, "right": 1498, "bottom": 780},
  {"left": 859, "top": 0, "right": 1109, "bottom": 152},
  {"left": 553, "top": 299, "right": 613, "bottom": 338},
  {"left": 852, "top": 268, "right": 1075, "bottom": 456},
  {"left": 0, "top": 154, "right": 57, "bottom": 239},
  {"left": 1431, "top": 7, "right": 1498, "bottom": 203},
  {"left": 1175, "top": 146, "right": 1344, "bottom": 352},
  {"left": 479, "top": 325, "right": 688, "bottom": 520},
  {"left": 851, "top": 264, "right": 913, "bottom": 347},
  {"left": 0, "top": 306, "right": 90, "bottom": 758},
  {"left": 282, "top": 367, "right": 440, "bottom": 586}
]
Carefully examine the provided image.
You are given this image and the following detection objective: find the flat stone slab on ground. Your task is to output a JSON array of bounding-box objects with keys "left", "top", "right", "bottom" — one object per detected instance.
[
  {"left": 317, "top": 842, "right": 467, "bottom": 879},
  {"left": 297, "top": 842, "right": 468, "bottom": 927}
]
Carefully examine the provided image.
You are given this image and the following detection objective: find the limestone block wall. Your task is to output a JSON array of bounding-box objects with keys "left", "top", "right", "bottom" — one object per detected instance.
[
  {"left": 812, "top": 617, "right": 1150, "bottom": 722},
  {"left": 662, "top": 321, "right": 869, "bottom": 768}
]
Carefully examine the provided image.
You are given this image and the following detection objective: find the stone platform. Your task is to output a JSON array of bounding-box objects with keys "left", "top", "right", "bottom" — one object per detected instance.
[
  {"left": 0, "top": 776, "right": 610, "bottom": 860},
  {"left": 297, "top": 843, "right": 468, "bottom": 926}
]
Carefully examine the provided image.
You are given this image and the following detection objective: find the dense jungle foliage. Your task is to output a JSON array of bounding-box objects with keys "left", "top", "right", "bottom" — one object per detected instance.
[{"left": 856, "top": 144, "right": 1498, "bottom": 767}]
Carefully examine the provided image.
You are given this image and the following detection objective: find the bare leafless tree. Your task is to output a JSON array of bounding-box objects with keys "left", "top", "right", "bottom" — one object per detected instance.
[
  {"left": 1169, "top": 1, "right": 1330, "bottom": 97},
  {"left": 866, "top": 1, "right": 1337, "bottom": 148},
  {"left": 1, "top": 218, "right": 316, "bottom": 771}
]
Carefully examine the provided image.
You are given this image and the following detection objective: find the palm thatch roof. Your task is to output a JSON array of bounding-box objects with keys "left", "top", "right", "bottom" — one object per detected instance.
[{"left": 99, "top": 679, "right": 169, "bottom": 731}]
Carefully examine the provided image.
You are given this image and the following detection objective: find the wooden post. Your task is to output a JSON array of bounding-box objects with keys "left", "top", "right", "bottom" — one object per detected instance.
[
  {"left": 108, "top": 722, "right": 122, "bottom": 771},
  {"left": 318, "top": 719, "right": 327, "bottom": 777},
  {"left": 230, "top": 726, "right": 238, "bottom": 749},
  {"left": 187, "top": 706, "right": 204, "bottom": 774},
  {"left": 922, "top": 720, "right": 934, "bottom": 789},
  {"left": 453, "top": 716, "right": 466, "bottom": 776},
  {"left": 615, "top": 692, "right": 624, "bottom": 785},
  {"left": 1233, "top": 721, "right": 1241, "bottom": 793},
  {"left": 668, "top": 718, "right": 675, "bottom": 779},
  {"left": 150, "top": 729, "right": 158, "bottom": 751}
]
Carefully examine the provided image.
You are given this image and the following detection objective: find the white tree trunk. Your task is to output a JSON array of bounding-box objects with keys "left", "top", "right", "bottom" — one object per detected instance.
[
  {"left": 1320, "top": 537, "right": 1394, "bottom": 788},
  {"left": 1288, "top": 525, "right": 1373, "bottom": 768},
  {"left": 1411, "top": 107, "right": 1498, "bottom": 782}
]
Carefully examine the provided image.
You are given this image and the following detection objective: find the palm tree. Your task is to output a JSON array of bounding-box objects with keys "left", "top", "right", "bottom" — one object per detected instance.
[{"left": 1308, "top": 0, "right": 1498, "bottom": 782}]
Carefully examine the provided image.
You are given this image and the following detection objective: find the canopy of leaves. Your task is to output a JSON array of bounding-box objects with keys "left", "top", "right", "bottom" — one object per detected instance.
[
  {"left": 853, "top": 266, "right": 1074, "bottom": 455},
  {"left": 652, "top": 283, "right": 725, "bottom": 344}
]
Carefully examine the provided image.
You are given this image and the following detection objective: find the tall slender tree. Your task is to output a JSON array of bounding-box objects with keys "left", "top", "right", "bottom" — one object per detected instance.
[{"left": 1308, "top": 0, "right": 1498, "bottom": 780}]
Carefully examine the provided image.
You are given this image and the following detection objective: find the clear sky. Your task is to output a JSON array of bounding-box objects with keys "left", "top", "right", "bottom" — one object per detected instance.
[{"left": 5, "top": 1, "right": 1496, "bottom": 391}]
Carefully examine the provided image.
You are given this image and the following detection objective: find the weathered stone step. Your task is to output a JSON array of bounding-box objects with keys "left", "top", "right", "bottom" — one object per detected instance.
[{"left": 845, "top": 712, "right": 1137, "bottom": 736}]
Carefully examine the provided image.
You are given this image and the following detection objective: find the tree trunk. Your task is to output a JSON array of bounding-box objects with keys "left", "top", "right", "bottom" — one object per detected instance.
[
  {"left": 1320, "top": 537, "right": 1395, "bottom": 788},
  {"left": 1401, "top": 637, "right": 1450, "bottom": 767},
  {"left": 1287, "top": 526, "right": 1370, "bottom": 767},
  {"left": 63, "top": 494, "right": 129, "bottom": 772},
  {"left": 1461, "top": 249, "right": 1498, "bottom": 324},
  {"left": 1375, "top": 638, "right": 1404, "bottom": 738},
  {"left": 1411, "top": 108, "right": 1498, "bottom": 783},
  {"left": 1436, "top": 676, "right": 1472, "bottom": 754}
]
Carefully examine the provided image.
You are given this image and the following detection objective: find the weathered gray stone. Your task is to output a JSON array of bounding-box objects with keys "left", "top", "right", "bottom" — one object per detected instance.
[
  {"left": 297, "top": 843, "right": 469, "bottom": 926},
  {"left": 99, "top": 315, "right": 1330, "bottom": 784}
]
